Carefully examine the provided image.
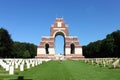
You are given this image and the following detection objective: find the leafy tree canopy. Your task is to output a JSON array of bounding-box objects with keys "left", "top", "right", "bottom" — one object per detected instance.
[
  {"left": 0, "top": 28, "right": 13, "bottom": 58},
  {"left": 83, "top": 30, "right": 120, "bottom": 58}
]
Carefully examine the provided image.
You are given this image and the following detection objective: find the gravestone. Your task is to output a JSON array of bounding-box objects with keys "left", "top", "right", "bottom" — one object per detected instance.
[
  {"left": 9, "top": 65, "right": 14, "bottom": 75},
  {"left": 20, "top": 64, "right": 24, "bottom": 71},
  {"left": 112, "top": 59, "right": 119, "bottom": 68}
]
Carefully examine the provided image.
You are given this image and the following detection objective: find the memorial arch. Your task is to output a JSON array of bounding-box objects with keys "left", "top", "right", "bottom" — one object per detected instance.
[
  {"left": 54, "top": 32, "right": 65, "bottom": 55},
  {"left": 36, "top": 18, "right": 84, "bottom": 59}
]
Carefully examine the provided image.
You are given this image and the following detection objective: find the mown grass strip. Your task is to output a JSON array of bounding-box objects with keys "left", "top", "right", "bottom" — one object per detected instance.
[{"left": 1, "top": 60, "right": 120, "bottom": 80}]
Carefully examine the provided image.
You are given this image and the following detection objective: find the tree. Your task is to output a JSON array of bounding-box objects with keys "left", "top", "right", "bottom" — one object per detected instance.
[
  {"left": 23, "top": 50, "right": 31, "bottom": 58},
  {"left": 83, "top": 30, "right": 120, "bottom": 58},
  {"left": 0, "top": 28, "right": 13, "bottom": 58},
  {"left": 100, "top": 35, "right": 115, "bottom": 57},
  {"left": 110, "top": 30, "right": 120, "bottom": 57},
  {"left": 12, "top": 41, "right": 37, "bottom": 58}
]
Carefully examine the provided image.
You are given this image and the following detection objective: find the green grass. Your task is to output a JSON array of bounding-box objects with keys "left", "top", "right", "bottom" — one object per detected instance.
[{"left": 1, "top": 60, "right": 120, "bottom": 80}]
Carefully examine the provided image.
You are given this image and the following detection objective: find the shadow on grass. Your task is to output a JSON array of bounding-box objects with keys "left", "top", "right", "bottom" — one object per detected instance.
[{"left": 10, "top": 76, "right": 32, "bottom": 80}]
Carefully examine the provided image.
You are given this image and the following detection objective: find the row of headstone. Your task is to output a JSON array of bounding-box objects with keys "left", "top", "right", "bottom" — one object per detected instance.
[
  {"left": 84, "top": 58, "right": 120, "bottom": 69},
  {"left": 0, "top": 58, "right": 51, "bottom": 75}
]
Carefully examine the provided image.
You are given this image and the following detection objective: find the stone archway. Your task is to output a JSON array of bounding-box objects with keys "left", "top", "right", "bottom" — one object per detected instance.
[
  {"left": 54, "top": 31, "right": 65, "bottom": 55},
  {"left": 36, "top": 18, "right": 84, "bottom": 59}
]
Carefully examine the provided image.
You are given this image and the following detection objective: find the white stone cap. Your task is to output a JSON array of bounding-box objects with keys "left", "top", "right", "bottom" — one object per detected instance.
[
  {"left": 42, "top": 36, "right": 50, "bottom": 38},
  {"left": 66, "top": 36, "right": 78, "bottom": 38},
  {"left": 42, "top": 36, "right": 54, "bottom": 38}
]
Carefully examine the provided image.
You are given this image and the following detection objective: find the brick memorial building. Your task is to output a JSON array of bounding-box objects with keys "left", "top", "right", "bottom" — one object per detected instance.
[{"left": 36, "top": 18, "right": 84, "bottom": 59}]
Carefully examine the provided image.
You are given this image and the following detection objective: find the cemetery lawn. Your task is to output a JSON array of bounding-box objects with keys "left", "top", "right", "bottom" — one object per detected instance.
[{"left": 1, "top": 60, "right": 120, "bottom": 80}]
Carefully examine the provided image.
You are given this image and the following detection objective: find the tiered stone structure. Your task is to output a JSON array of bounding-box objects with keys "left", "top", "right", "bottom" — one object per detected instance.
[{"left": 36, "top": 18, "right": 84, "bottom": 59}]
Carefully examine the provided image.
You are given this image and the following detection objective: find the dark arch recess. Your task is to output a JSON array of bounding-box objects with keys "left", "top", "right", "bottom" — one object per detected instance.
[
  {"left": 70, "top": 43, "right": 75, "bottom": 54},
  {"left": 45, "top": 43, "right": 49, "bottom": 54}
]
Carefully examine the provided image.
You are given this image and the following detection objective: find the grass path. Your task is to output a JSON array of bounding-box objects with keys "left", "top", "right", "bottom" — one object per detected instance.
[{"left": 1, "top": 60, "right": 120, "bottom": 80}]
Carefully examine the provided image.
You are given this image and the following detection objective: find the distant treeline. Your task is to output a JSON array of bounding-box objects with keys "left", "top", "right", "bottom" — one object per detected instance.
[
  {"left": 0, "top": 28, "right": 37, "bottom": 58},
  {"left": 83, "top": 30, "right": 120, "bottom": 58},
  {"left": 12, "top": 41, "right": 37, "bottom": 58}
]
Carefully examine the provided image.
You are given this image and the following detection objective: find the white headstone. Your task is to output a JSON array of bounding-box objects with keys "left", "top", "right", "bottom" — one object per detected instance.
[
  {"left": 32, "top": 62, "right": 35, "bottom": 67},
  {"left": 35, "top": 60, "right": 38, "bottom": 66},
  {"left": 38, "top": 60, "right": 42, "bottom": 64},
  {"left": 9, "top": 65, "right": 14, "bottom": 75},
  {"left": 15, "top": 63, "right": 18, "bottom": 69},
  {"left": 6, "top": 64, "right": 9, "bottom": 71},
  {"left": 20, "top": 64, "right": 24, "bottom": 71},
  {"left": 27, "top": 63, "right": 30, "bottom": 69},
  {"left": 112, "top": 59, "right": 119, "bottom": 68}
]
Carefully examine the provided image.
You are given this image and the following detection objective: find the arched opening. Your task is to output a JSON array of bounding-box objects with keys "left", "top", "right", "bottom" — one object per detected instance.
[
  {"left": 70, "top": 43, "right": 75, "bottom": 54},
  {"left": 53, "top": 31, "right": 66, "bottom": 38},
  {"left": 55, "top": 32, "right": 65, "bottom": 55},
  {"left": 45, "top": 43, "right": 49, "bottom": 54}
]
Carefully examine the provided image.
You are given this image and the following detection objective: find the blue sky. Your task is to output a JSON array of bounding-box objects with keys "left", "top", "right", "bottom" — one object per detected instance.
[{"left": 0, "top": 0, "right": 120, "bottom": 54}]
